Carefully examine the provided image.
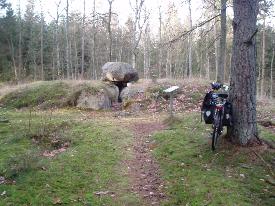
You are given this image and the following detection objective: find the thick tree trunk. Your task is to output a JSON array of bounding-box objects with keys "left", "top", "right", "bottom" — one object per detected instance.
[
  {"left": 228, "top": 0, "right": 259, "bottom": 145},
  {"left": 217, "top": 0, "right": 227, "bottom": 83}
]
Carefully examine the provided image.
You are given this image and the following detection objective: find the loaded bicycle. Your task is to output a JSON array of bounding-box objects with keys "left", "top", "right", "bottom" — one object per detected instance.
[{"left": 201, "top": 82, "right": 232, "bottom": 151}]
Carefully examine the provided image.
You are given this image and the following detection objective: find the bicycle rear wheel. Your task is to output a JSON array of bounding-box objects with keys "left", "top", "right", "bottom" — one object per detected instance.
[
  {"left": 212, "top": 113, "right": 221, "bottom": 151},
  {"left": 212, "top": 126, "right": 219, "bottom": 151}
]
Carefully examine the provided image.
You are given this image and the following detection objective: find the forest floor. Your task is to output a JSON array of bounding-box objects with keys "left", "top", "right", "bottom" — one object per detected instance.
[{"left": 0, "top": 80, "right": 274, "bottom": 205}]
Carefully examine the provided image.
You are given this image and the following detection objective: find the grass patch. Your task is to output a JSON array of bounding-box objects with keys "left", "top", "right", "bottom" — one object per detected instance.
[
  {"left": 0, "top": 81, "right": 70, "bottom": 109},
  {"left": 0, "top": 81, "right": 112, "bottom": 110},
  {"left": 0, "top": 108, "right": 140, "bottom": 205},
  {"left": 153, "top": 113, "right": 275, "bottom": 206},
  {"left": 259, "top": 126, "right": 275, "bottom": 142}
]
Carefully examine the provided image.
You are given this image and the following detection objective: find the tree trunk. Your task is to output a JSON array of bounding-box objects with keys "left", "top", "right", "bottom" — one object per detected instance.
[
  {"left": 143, "top": 23, "right": 150, "bottom": 79},
  {"left": 40, "top": 1, "right": 44, "bottom": 80},
  {"left": 217, "top": 0, "right": 227, "bottom": 83},
  {"left": 18, "top": 0, "right": 22, "bottom": 79},
  {"left": 206, "top": 51, "right": 210, "bottom": 80},
  {"left": 158, "top": 5, "right": 162, "bottom": 78},
  {"left": 214, "top": 20, "right": 219, "bottom": 81},
  {"left": 270, "top": 41, "right": 274, "bottom": 99},
  {"left": 65, "top": 0, "right": 70, "bottom": 79},
  {"left": 187, "top": 0, "right": 192, "bottom": 78},
  {"left": 260, "top": 16, "right": 266, "bottom": 97},
  {"left": 8, "top": 38, "right": 17, "bottom": 81},
  {"left": 92, "top": 0, "right": 96, "bottom": 79},
  {"left": 55, "top": 5, "right": 60, "bottom": 79},
  {"left": 107, "top": 0, "right": 113, "bottom": 62},
  {"left": 81, "top": 0, "right": 86, "bottom": 78},
  {"left": 73, "top": 23, "right": 78, "bottom": 80},
  {"left": 228, "top": 0, "right": 259, "bottom": 145}
]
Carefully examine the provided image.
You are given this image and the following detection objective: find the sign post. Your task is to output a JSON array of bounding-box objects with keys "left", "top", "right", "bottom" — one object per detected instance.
[{"left": 164, "top": 86, "right": 179, "bottom": 117}]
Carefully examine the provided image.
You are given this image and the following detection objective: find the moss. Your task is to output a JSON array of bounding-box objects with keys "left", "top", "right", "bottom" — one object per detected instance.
[{"left": 0, "top": 81, "right": 70, "bottom": 109}]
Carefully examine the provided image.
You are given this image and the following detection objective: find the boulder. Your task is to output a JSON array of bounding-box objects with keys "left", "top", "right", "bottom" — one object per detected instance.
[
  {"left": 101, "top": 62, "right": 139, "bottom": 83},
  {"left": 76, "top": 83, "right": 119, "bottom": 110},
  {"left": 120, "top": 85, "right": 144, "bottom": 102}
]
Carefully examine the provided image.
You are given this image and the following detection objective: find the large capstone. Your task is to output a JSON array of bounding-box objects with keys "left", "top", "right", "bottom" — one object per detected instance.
[{"left": 101, "top": 62, "right": 139, "bottom": 83}]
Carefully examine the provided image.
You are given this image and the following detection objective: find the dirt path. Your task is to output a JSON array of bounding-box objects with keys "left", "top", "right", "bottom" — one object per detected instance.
[{"left": 126, "top": 121, "right": 167, "bottom": 205}]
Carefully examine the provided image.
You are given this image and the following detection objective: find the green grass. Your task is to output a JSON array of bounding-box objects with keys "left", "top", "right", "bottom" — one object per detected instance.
[
  {"left": 0, "top": 81, "right": 110, "bottom": 110},
  {"left": 0, "top": 81, "right": 70, "bottom": 109},
  {"left": 259, "top": 126, "right": 275, "bottom": 142},
  {"left": 153, "top": 113, "right": 275, "bottom": 206},
  {"left": 0, "top": 109, "right": 140, "bottom": 205}
]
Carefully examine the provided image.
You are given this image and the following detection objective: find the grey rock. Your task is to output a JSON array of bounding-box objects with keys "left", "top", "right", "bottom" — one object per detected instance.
[
  {"left": 76, "top": 83, "right": 119, "bottom": 110},
  {"left": 101, "top": 62, "right": 139, "bottom": 83}
]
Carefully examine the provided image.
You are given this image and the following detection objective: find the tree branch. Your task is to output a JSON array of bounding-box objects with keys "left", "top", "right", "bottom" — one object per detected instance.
[
  {"left": 244, "top": 28, "right": 258, "bottom": 45},
  {"left": 166, "top": 13, "right": 221, "bottom": 45}
]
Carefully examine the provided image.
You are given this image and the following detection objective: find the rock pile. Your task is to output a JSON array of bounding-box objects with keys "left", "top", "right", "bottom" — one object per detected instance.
[
  {"left": 101, "top": 62, "right": 139, "bottom": 102},
  {"left": 76, "top": 62, "right": 139, "bottom": 110}
]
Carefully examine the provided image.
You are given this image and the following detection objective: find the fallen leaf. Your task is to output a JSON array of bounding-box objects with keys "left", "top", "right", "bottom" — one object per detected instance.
[{"left": 53, "top": 197, "right": 62, "bottom": 204}]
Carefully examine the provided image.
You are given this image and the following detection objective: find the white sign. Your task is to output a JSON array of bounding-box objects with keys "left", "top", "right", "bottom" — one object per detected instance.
[{"left": 164, "top": 86, "right": 179, "bottom": 93}]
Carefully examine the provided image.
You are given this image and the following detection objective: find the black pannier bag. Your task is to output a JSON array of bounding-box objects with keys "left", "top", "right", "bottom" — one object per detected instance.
[
  {"left": 201, "top": 91, "right": 215, "bottom": 124},
  {"left": 222, "top": 101, "right": 233, "bottom": 126}
]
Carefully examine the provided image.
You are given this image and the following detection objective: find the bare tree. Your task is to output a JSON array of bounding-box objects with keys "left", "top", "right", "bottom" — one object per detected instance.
[
  {"left": 228, "top": 0, "right": 259, "bottom": 145},
  {"left": 143, "top": 22, "right": 150, "bottom": 79},
  {"left": 158, "top": 5, "right": 162, "bottom": 78},
  {"left": 270, "top": 40, "right": 274, "bottom": 99},
  {"left": 260, "top": 16, "right": 266, "bottom": 97},
  {"left": 54, "top": 0, "right": 62, "bottom": 79},
  {"left": 65, "top": 0, "right": 70, "bottom": 79},
  {"left": 213, "top": 1, "right": 219, "bottom": 81},
  {"left": 81, "top": 0, "right": 86, "bottom": 78},
  {"left": 39, "top": 0, "right": 44, "bottom": 80},
  {"left": 217, "top": 0, "right": 227, "bottom": 83},
  {"left": 187, "top": 0, "right": 192, "bottom": 78},
  {"left": 17, "top": 0, "right": 22, "bottom": 79},
  {"left": 92, "top": 0, "right": 97, "bottom": 79},
  {"left": 130, "top": 0, "right": 148, "bottom": 69},
  {"left": 107, "top": 0, "right": 115, "bottom": 62}
]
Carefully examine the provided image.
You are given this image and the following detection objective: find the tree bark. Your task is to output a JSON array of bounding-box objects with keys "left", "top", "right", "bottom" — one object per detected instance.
[
  {"left": 228, "top": 0, "right": 259, "bottom": 145},
  {"left": 217, "top": 0, "right": 227, "bottom": 83}
]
